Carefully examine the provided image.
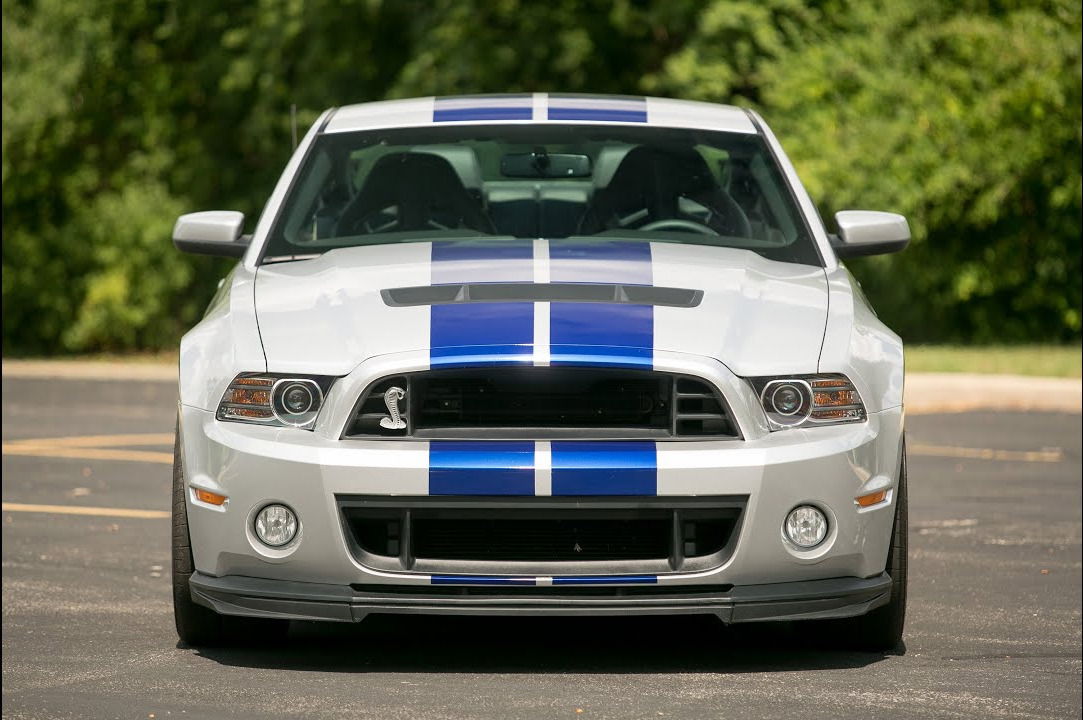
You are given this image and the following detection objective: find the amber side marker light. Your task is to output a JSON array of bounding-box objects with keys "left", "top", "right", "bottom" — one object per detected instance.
[
  {"left": 195, "top": 489, "right": 228, "bottom": 506},
  {"left": 855, "top": 490, "right": 887, "bottom": 508}
]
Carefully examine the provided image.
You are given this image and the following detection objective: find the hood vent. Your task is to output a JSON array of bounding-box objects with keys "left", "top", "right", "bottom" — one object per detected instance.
[{"left": 382, "top": 283, "right": 702, "bottom": 308}]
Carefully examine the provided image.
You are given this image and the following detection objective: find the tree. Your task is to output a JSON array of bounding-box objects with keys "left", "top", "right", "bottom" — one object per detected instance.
[
  {"left": 653, "top": 0, "right": 1083, "bottom": 341},
  {"left": 3, "top": 0, "right": 1080, "bottom": 352}
]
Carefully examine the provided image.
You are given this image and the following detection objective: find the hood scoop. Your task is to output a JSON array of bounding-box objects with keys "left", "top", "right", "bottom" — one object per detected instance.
[{"left": 382, "top": 282, "right": 703, "bottom": 308}]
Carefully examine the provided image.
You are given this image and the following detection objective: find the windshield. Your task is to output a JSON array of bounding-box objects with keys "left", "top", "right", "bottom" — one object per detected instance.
[{"left": 262, "top": 124, "right": 821, "bottom": 266}]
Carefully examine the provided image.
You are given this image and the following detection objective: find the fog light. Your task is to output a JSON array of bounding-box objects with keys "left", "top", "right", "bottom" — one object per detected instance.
[
  {"left": 784, "top": 505, "right": 828, "bottom": 548},
  {"left": 254, "top": 504, "right": 298, "bottom": 547}
]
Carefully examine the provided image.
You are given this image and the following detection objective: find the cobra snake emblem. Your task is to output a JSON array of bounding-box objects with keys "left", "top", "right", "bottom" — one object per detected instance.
[{"left": 379, "top": 386, "right": 407, "bottom": 429}]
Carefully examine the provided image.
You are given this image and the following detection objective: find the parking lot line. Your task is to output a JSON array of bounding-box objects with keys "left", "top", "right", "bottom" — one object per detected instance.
[
  {"left": 909, "top": 443, "right": 1064, "bottom": 463},
  {"left": 1, "top": 502, "right": 169, "bottom": 519},
  {"left": 1, "top": 433, "right": 174, "bottom": 465},
  {"left": 42, "top": 433, "right": 175, "bottom": 447}
]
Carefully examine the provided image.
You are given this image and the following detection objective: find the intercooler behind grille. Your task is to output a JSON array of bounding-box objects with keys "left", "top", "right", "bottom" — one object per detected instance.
[{"left": 346, "top": 368, "right": 738, "bottom": 440}]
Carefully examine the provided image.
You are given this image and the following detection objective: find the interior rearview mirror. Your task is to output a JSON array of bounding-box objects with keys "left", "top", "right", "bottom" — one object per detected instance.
[
  {"left": 173, "top": 211, "right": 250, "bottom": 258},
  {"left": 501, "top": 152, "right": 591, "bottom": 178},
  {"left": 830, "top": 211, "right": 910, "bottom": 258}
]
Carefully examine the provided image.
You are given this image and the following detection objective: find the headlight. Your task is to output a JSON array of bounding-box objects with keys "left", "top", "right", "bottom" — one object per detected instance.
[
  {"left": 217, "top": 373, "right": 336, "bottom": 430},
  {"left": 750, "top": 374, "right": 866, "bottom": 430}
]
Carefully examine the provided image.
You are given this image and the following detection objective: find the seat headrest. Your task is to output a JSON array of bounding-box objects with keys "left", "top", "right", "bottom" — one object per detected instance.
[
  {"left": 411, "top": 146, "right": 484, "bottom": 191},
  {"left": 605, "top": 146, "right": 716, "bottom": 196}
]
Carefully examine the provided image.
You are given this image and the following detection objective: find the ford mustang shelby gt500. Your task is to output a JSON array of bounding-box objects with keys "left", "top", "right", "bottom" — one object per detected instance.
[{"left": 171, "top": 94, "right": 910, "bottom": 649}]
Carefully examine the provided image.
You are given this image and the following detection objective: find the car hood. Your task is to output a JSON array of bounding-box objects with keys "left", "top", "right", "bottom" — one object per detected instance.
[{"left": 253, "top": 240, "right": 829, "bottom": 377}]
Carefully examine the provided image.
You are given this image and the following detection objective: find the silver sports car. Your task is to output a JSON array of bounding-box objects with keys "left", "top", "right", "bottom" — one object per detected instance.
[{"left": 171, "top": 93, "right": 910, "bottom": 649}]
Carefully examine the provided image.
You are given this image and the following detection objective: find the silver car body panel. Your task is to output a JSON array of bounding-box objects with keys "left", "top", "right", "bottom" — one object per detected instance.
[{"left": 178, "top": 94, "right": 905, "bottom": 610}]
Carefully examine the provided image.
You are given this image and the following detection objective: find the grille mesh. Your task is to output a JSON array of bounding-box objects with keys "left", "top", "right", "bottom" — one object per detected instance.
[{"left": 345, "top": 369, "right": 738, "bottom": 439}]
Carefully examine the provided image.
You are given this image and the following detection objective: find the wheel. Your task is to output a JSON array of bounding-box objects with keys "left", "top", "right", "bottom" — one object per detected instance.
[
  {"left": 834, "top": 441, "right": 908, "bottom": 652},
  {"left": 172, "top": 420, "right": 288, "bottom": 647}
]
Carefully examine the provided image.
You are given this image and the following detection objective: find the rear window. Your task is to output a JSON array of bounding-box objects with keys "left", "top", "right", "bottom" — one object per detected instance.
[{"left": 262, "top": 124, "right": 821, "bottom": 266}]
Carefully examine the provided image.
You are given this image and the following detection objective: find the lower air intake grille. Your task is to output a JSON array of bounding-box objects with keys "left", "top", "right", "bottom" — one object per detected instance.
[
  {"left": 413, "top": 516, "right": 672, "bottom": 561},
  {"left": 338, "top": 497, "right": 747, "bottom": 575}
]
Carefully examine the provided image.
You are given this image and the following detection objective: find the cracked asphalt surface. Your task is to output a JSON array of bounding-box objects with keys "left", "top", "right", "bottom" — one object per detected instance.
[{"left": 2, "top": 376, "right": 1080, "bottom": 719}]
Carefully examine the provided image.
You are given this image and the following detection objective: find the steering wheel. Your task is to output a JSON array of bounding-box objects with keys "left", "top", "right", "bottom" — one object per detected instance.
[{"left": 640, "top": 218, "right": 720, "bottom": 236}]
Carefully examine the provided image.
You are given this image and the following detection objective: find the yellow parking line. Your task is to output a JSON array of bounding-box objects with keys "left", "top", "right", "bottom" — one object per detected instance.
[
  {"left": 1, "top": 502, "right": 169, "bottom": 519},
  {"left": 909, "top": 443, "right": 1064, "bottom": 463},
  {"left": 44, "top": 433, "right": 175, "bottom": 448},
  {"left": 2, "top": 433, "right": 174, "bottom": 465},
  {"left": 1, "top": 443, "right": 173, "bottom": 464}
]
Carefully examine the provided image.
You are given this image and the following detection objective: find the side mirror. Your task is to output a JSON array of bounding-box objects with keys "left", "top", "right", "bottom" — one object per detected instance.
[
  {"left": 173, "top": 211, "right": 250, "bottom": 258},
  {"left": 830, "top": 211, "right": 910, "bottom": 258}
]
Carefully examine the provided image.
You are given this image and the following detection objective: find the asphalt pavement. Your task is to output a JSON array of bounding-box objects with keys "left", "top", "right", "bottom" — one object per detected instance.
[{"left": 2, "top": 375, "right": 1080, "bottom": 720}]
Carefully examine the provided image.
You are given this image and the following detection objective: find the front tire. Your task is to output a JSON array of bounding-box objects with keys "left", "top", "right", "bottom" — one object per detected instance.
[{"left": 172, "top": 421, "right": 288, "bottom": 646}]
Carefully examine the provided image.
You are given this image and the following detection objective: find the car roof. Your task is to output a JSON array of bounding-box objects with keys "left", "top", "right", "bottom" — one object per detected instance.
[{"left": 323, "top": 93, "right": 759, "bottom": 135}]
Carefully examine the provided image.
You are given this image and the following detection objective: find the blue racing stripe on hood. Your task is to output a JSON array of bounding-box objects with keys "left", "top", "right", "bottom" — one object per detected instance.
[
  {"left": 429, "top": 441, "right": 535, "bottom": 495},
  {"left": 430, "top": 240, "right": 534, "bottom": 367},
  {"left": 548, "top": 240, "right": 654, "bottom": 369},
  {"left": 550, "top": 441, "right": 657, "bottom": 496},
  {"left": 548, "top": 304, "right": 652, "bottom": 368},
  {"left": 548, "top": 239, "right": 653, "bottom": 285}
]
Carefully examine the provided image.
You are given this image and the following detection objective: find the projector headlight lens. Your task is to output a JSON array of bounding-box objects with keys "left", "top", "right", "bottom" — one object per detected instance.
[
  {"left": 254, "top": 504, "right": 298, "bottom": 547},
  {"left": 750, "top": 374, "right": 866, "bottom": 430},
  {"left": 281, "top": 383, "right": 315, "bottom": 414},
  {"left": 272, "top": 379, "right": 322, "bottom": 427},
  {"left": 217, "top": 373, "right": 335, "bottom": 430},
  {"left": 784, "top": 505, "right": 828, "bottom": 548}
]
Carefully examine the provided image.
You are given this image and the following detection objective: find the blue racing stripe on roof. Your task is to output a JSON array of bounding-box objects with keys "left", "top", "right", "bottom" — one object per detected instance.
[
  {"left": 429, "top": 441, "right": 535, "bottom": 495},
  {"left": 552, "top": 575, "right": 657, "bottom": 585},
  {"left": 547, "top": 95, "right": 647, "bottom": 123},
  {"left": 434, "top": 106, "right": 533, "bottom": 122},
  {"left": 548, "top": 107, "right": 647, "bottom": 123},
  {"left": 550, "top": 441, "right": 657, "bottom": 496},
  {"left": 431, "top": 575, "right": 537, "bottom": 585},
  {"left": 434, "top": 95, "right": 535, "bottom": 123}
]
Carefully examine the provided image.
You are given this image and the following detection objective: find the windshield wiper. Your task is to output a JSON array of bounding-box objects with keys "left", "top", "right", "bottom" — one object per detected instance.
[{"left": 262, "top": 254, "right": 322, "bottom": 264}]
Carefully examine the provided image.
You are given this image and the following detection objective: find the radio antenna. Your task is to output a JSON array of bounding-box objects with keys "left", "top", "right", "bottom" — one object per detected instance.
[{"left": 290, "top": 104, "right": 298, "bottom": 149}]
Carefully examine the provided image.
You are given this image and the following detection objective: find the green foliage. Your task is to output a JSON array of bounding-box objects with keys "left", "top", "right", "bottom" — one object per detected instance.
[
  {"left": 2, "top": 0, "right": 1080, "bottom": 352},
  {"left": 654, "top": 0, "right": 1083, "bottom": 342}
]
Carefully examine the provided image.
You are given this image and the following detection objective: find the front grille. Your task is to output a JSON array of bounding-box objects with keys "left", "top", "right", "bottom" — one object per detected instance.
[
  {"left": 338, "top": 496, "right": 746, "bottom": 575},
  {"left": 345, "top": 368, "right": 739, "bottom": 440}
]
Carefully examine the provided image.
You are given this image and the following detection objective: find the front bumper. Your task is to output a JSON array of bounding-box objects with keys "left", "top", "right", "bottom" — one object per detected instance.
[
  {"left": 190, "top": 571, "right": 892, "bottom": 623},
  {"left": 179, "top": 395, "right": 904, "bottom": 593}
]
